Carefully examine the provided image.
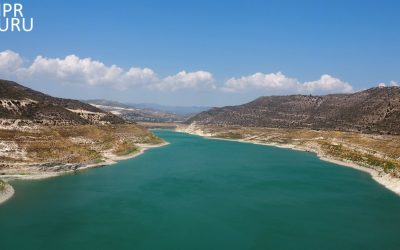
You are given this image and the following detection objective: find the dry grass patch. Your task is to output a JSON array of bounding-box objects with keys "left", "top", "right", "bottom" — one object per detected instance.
[
  {"left": 196, "top": 125, "right": 400, "bottom": 175},
  {"left": 0, "top": 124, "right": 164, "bottom": 168}
]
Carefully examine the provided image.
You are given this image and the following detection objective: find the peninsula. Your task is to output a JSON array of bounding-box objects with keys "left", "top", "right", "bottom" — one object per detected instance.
[{"left": 0, "top": 80, "right": 165, "bottom": 204}]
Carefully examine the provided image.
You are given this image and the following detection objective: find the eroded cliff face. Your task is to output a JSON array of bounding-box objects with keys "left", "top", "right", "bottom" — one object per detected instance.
[{"left": 188, "top": 87, "right": 400, "bottom": 135}]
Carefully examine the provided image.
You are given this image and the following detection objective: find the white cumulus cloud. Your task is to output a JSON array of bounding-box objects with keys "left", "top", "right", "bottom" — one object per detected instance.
[
  {"left": 25, "top": 55, "right": 124, "bottom": 85},
  {"left": 0, "top": 50, "right": 24, "bottom": 73},
  {"left": 20, "top": 54, "right": 158, "bottom": 89},
  {"left": 378, "top": 83, "right": 386, "bottom": 88},
  {"left": 223, "top": 72, "right": 298, "bottom": 92},
  {"left": 1, "top": 50, "right": 376, "bottom": 96},
  {"left": 223, "top": 72, "right": 353, "bottom": 95},
  {"left": 154, "top": 71, "right": 216, "bottom": 91},
  {"left": 302, "top": 74, "right": 353, "bottom": 94},
  {"left": 0, "top": 50, "right": 215, "bottom": 91},
  {"left": 378, "top": 81, "right": 399, "bottom": 88}
]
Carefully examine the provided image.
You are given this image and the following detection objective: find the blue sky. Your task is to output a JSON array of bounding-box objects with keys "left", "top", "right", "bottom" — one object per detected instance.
[{"left": 0, "top": 0, "right": 399, "bottom": 106}]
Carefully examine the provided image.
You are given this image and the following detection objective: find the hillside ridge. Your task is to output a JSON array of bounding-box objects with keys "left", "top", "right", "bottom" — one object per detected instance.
[
  {"left": 0, "top": 79, "right": 124, "bottom": 126},
  {"left": 187, "top": 87, "right": 400, "bottom": 135}
]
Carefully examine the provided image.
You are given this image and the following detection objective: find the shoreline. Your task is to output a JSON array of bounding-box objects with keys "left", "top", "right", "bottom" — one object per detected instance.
[
  {"left": 176, "top": 126, "right": 400, "bottom": 196},
  {"left": 0, "top": 183, "right": 15, "bottom": 204},
  {"left": 0, "top": 142, "right": 168, "bottom": 205}
]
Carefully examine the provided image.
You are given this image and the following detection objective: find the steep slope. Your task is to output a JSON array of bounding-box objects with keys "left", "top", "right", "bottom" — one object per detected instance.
[
  {"left": 187, "top": 87, "right": 400, "bottom": 135},
  {"left": 0, "top": 80, "right": 124, "bottom": 126}
]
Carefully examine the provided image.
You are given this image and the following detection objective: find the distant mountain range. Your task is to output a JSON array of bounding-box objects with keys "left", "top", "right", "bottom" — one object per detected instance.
[
  {"left": 86, "top": 100, "right": 210, "bottom": 123},
  {"left": 0, "top": 80, "right": 124, "bottom": 126},
  {"left": 128, "top": 103, "right": 210, "bottom": 117},
  {"left": 86, "top": 100, "right": 180, "bottom": 123},
  {"left": 187, "top": 87, "right": 400, "bottom": 135}
]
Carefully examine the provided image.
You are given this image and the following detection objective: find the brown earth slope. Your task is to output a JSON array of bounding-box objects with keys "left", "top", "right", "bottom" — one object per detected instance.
[
  {"left": 188, "top": 87, "right": 400, "bottom": 135},
  {"left": 0, "top": 79, "right": 124, "bottom": 126}
]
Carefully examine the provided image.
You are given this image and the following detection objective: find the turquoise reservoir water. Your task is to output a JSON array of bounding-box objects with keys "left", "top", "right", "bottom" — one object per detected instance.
[{"left": 1, "top": 130, "right": 400, "bottom": 250}]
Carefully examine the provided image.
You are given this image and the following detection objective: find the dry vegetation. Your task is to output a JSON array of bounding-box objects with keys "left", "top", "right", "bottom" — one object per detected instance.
[
  {"left": 188, "top": 125, "right": 400, "bottom": 176},
  {"left": 0, "top": 124, "right": 164, "bottom": 175},
  {"left": 187, "top": 87, "right": 400, "bottom": 135}
]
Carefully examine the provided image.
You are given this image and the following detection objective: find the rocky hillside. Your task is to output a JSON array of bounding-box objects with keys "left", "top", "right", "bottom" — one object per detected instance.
[
  {"left": 0, "top": 80, "right": 164, "bottom": 178},
  {"left": 0, "top": 80, "right": 124, "bottom": 127},
  {"left": 187, "top": 87, "right": 400, "bottom": 135}
]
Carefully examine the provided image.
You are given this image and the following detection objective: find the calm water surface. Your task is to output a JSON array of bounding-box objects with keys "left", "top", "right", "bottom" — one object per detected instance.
[{"left": 1, "top": 130, "right": 400, "bottom": 250}]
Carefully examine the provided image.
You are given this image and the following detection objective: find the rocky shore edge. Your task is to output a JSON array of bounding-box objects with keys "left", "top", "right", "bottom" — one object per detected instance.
[
  {"left": 0, "top": 142, "right": 168, "bottom": 205},
  {"left": 0, "top": 182, "right": 15, "bottom": 204}
]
